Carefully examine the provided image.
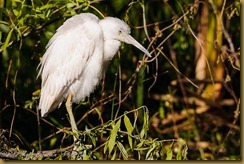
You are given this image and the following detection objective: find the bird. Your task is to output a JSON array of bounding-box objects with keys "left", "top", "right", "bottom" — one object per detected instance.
[{"left": 37, "top": 13, "right": 151, "bottom": 144}]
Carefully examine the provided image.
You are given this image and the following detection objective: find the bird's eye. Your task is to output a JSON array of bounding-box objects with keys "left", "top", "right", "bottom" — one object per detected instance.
[{"left": 118, "top": 30, "right": 122, "bottom": 34}]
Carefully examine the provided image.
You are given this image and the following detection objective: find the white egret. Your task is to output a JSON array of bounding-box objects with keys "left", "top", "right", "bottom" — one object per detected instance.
[{"left": 38, "top": 13, "right": 151, "bottom": 144}]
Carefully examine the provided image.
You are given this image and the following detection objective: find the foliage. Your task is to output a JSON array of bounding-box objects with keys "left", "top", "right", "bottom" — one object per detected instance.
[
  {"left": 1, "top": 107, "right": 188, "bottom": 160},
  {"left": 0, "top": 0, "right": 240, "bottom": 160}
]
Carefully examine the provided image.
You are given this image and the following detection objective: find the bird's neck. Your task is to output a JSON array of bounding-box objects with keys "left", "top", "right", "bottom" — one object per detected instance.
[{"left": 103, "top": 39, "right": 121, "bottom": 62}]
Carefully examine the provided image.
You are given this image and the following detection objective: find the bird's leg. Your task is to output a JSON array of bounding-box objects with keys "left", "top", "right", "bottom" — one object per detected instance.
[
  {"left": 65, "top": 94, "right": 78, "bottom": 145},
  {"left": 99, "top": 77, "right": 105, "bottom": 125}
]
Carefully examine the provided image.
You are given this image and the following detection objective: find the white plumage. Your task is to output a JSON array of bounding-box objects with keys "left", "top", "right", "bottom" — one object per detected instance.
[{"left": 38, "top": 13, "right": 151, "bottom": 117}]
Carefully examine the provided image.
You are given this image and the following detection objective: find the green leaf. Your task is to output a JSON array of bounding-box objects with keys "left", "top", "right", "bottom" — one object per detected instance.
[
  {"left": 108, "top": 119, "right": 121, "bottom": 154},
  {"left": 134, "top": 147, "right": 149, "bottom": 151},
  {"left": 124, "top": 115, "right": 133, "bottom": 133},
  {"left": 124, "top": 115, "right": 134, "bottom": 149},
  {"left": 104, "top": 141, "right": 108, "bottom": 154},
  {"left": 140, "top": 128, "right": 145, "bottom": 139},
  {"left": 117, "top": 141, "right": 128, "bottom": 160},
  {"left": 37, "top": 14, "right": 46, "bottom": 19},
  {"left": 77, "top": 0, "right": 85, "bottom": 3},
  {"left": 49, "top": 137, "right": 57, "bottom": 147},
  {"left": 39, "top": 4, "right": 55, "bottom": 10},
  {"left": 176, "top": 149, "right": 182, "bottom": 160},
  {"left": 111, "top": 149, "right": 117, "bottom": 160},
  {"left": 135, "top": 141, "right": 150, "bottom": 151},
  {"left": 0, "top": 23, "right": 10, "bottom": 33},
  {"left": 182, "top": 144, "right": 188, "bottom": 160},
  {"left": 159, "top": 105, "right": 165, "bottom": 119},
  {"left": 66, "top": 3, "right": 75, "bottom": 8},
  {"left": 166, "top": 142, "right": 174, "bottom": 160},
  {"left": 1, "top": 28, "right": 13, "bottom": 51},
  {"left": 140, "top": 108, "right": 149, "bottom": 139},
  {"left": 13, "top": 9, "right": 19, "bottom": 16},
  {"left": 83, "top": 155, "right": 90, "bottom": 160},
  {"left": 146, "top": 146, "right": 156, "bottom": 159},
  {"left": 166, "top": 148, "right": 173, "bottom": 160},
  {"left": 146, "top": 141, "right": 160, "bottom": 160},
  {"left": 177, "top": 138, "right": 188, "bottom": 160},
  {"left": 12, "top": 0, "right": 22, "bottom": 2}
]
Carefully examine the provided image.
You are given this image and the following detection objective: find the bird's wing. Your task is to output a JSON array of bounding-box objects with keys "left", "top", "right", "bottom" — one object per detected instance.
[{"left": 38, "top": 13, "right": 104, "bottom": 116}]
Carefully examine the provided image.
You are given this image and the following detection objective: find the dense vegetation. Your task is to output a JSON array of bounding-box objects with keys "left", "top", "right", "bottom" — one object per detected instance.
[{"left": 0, "top": 0, "right": 240, "bottom": 160}]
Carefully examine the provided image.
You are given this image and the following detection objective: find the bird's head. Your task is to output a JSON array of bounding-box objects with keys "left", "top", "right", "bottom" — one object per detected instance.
[{"left": 99, "top": 17, "right": 151, "bottom": 58}]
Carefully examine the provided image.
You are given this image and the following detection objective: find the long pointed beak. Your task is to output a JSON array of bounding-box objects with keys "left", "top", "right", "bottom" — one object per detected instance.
[{"left": 120, "top": 32, "right": 151, "bottom": 57}]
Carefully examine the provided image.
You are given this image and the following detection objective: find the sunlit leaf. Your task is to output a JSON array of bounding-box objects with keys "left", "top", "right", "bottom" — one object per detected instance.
[
  {"left": 182, "top": 145, "right": 188, "bottom": 160},
  {"left": 39, "top": 4, "right": 55, "bottom": 10},
  {"left": 176, "top": 138, "right": 186, "bottom": 160},
  {"left": 124, "top": 115, "right": 133, "bottom": 133},
  {"left": 134, "top": 147, "right": 149, "bottom": 151},
  {"left": 166, "top": 148, "right": 173, "bottom": 160},
  {"left": 124, "top": 115, "right": 134, "bottom": 149},
  {"left": 176, "top": 148, "right": 182, "bottom": 160},
  {"left": 104, "top": 141, "right": 108, "bottom": 154},
  {"left": 83, "top": 155, "right": 90, "bottom": 160},
  {"left": 140, "top": 109, "right": 148, "bottom": 139},
  {"left": 108, "top": 119, "right": 121, "bottom": 154},
  {"left": 117, "top": 141, "right": 128, "bottom": 160},
  {"left": 166, "top": 142, "right": 174, "bottom": 160},
  {"left": 13, "top": 9, "right": 19, "bottom": 16},
  {"left": 140, "top": 128, "right": 145, "bottom": 139},
  {"left": 66, "top": 3, "right": 75, "bottom": 8},
  {"left": 146, "top": 146, "right": 156, "bottom": 160}
]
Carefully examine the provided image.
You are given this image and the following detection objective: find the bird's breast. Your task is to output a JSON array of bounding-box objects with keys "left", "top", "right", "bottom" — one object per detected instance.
[{"left": 68, "top": 52, "right": 104, "bottom": 103}]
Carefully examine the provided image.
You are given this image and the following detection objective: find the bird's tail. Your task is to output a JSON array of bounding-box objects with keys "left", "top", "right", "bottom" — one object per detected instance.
[{"left": 38, "top": 85, "right": 66, "bottom": 117}]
